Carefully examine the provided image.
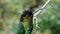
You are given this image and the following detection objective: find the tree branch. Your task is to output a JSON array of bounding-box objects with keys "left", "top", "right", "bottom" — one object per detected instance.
[{"left": 33, "top": 0, "right": 51, "bottom": 17}]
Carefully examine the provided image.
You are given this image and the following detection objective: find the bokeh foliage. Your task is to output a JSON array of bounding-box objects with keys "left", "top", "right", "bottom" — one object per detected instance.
[{"left": 0, "top": 0, "right": 60, "bottom": 34}]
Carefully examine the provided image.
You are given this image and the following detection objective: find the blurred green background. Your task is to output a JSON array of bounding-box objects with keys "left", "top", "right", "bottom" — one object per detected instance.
[{"left": 0, "top": 0, "right": 60, "bottom": 34}]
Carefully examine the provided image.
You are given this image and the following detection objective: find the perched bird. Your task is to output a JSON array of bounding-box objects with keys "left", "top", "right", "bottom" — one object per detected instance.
[
  {"left": 15, "top": 6, "right": 34, "bottom": 34},
  {"left": 15, "top": 0, "right": 40, "bottom": 34}
]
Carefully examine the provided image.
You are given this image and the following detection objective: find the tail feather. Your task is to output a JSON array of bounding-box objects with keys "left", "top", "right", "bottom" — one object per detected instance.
[{"left": 15, "top": 22, "right": 23, "bottom": 34}]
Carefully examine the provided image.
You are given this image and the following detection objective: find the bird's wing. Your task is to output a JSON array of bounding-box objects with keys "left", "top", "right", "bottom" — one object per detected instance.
[{"left": 15, "top": 21, "right": 23, "bottom": 34}]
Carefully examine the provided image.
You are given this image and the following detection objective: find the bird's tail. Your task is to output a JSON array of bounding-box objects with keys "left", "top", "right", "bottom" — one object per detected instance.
[{"left": 15, "top": 22, "right": 23, "bottom": 34}]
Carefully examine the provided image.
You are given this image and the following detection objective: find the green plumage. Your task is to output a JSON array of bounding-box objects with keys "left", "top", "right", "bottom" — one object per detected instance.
[
  {"left": 15, "top": 17, "right": 31, "bottom": 34},
  {"left": 15, "top": 10, "right": 33, "bottom": 34}
]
